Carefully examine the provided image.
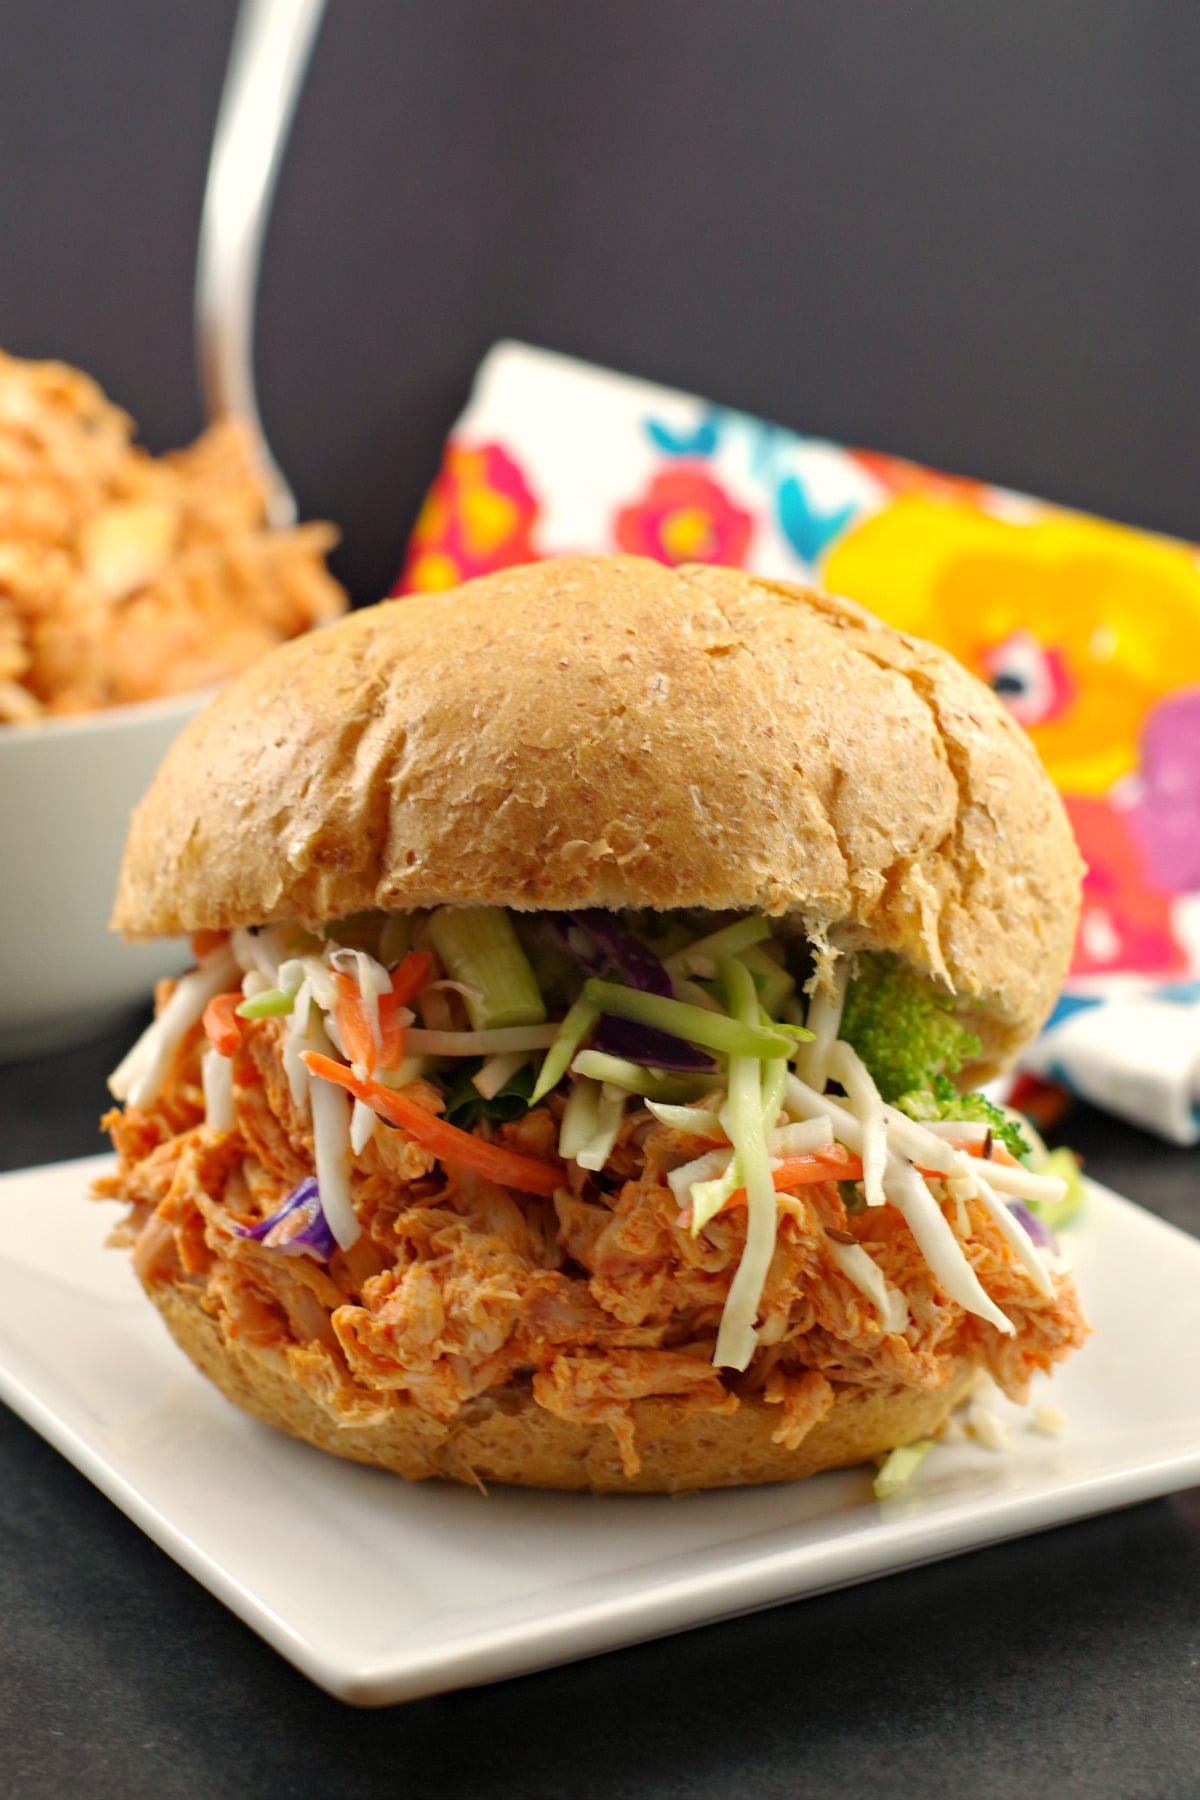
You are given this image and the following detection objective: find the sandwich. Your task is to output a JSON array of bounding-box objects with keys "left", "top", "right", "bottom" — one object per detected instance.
[{"left": 99, "top": 555, "right": 1088, "bottom": 1492}]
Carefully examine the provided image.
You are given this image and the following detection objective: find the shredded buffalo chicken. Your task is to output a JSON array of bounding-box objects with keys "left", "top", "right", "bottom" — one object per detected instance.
[
  {"left": 0, "top": 350, "right": 345, "bottom": 720},
  {"left": 99, "top": 1013, "right": 1087, "bottom": 1477}
]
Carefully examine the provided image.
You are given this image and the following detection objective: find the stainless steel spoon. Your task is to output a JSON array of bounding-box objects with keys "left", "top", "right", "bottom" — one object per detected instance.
[{"left": 195, "top": 0, "right": 326, "bottom": 529}]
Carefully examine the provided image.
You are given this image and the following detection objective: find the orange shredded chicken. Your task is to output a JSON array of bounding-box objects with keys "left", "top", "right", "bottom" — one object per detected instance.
[
  {"left": 99, "top": 1014, "right": 1088, "bottom": 1478},
  {"left": 0, "top": 349, "right": 345, "bottom": 721}
]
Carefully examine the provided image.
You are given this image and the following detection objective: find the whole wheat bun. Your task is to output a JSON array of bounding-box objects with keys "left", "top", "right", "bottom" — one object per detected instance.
[
  {"left": 114, "top": 555, "right": 1081, "bottom": 1079},
  {"left": 150, "top": 1278, "right": 978, "bottom": 1493},
  {"left": 112, "top": 555, "right": 1078, "bottom": 1493}
]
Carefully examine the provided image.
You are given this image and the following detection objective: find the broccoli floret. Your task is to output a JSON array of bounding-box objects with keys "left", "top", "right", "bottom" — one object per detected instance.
[
  {"left": 840, "top": 953, "right": 982, "bottom": 1102},
  {"left": 895, "top": 1074, "right": 1032, "bottom": 1161}
]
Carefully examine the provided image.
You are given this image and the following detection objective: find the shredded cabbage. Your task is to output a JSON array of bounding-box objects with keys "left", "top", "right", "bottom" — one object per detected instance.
[
  {"left": 200, "top": 1044, "right": 234, "bottom": 1134},
  {"left": 349, "top": 1096, "right": 377, "bottom": 1155},
  {"left": 828, "top": 1040, "right": 887, "bottom": 1208},
  {"left": 792, "top": 956, "right": 849, "bottom": 1091},
  {"left": 967, "top": 1397, "right": 1011, "bottom": 1451},
  {"left": 231, "top": 925, "right": 291, "bottom": 987},
  {"left": 827, "top": 1237, "right": 910, "bottom": 1333},
  {"left": 645, "top": 1101, "right": 725, "bottom": 1137},
  {"left": 713, "top": 960, "right": 779, "bottom": 1370},
  {"left": 329, "top": 946, "right": 392, "bottom": 1061},
  {"left": 963, "top": 1161, "right": 1053, "bottom": 1298},
  {"left": 282, "top": 979, "right": 313, "bottom": 1106},
  {"left": 915, "top": 1119, "right": 991, "bottom": 1143},
  {"left": 874, "top": 1439, "right": 934, "bottom": 1500},
  {"left": 884, "top": 1153, "right": 1013, "bottom": 1335},
  {"left": 575, "top": 1085, "right": 626, "bottom": 1171},
  {"left": 275, "top": 957, "right": 310, "bottom": 998},
  {"left": 668, "top": 1146, "right": 733, "bottom": 1205},
  {"left": 767, "top": 1118, "right": 834, "bottom": 1157},
  {"left": 294, "top": 952, "right": 336, "bottom": 1012},
  {"left": 307, "top": 1013, "right": 359, "bottom": 1250},
  {"left": 472, "top": 1051, "right": 529, "bottom": 1101},
  {"left": 559, "top": 1077, "right": 603, "bottom": 1161},
  {"left": 689, "top": 1154, "right": 744, "bottom": 1235},
  {"left": 108, "top": 944, "right": 239, "bottom": 1108},
  {"left": 377, "top": 1053, "right": 431, "bottom": 1090},
  {"left": 783, "top": 1074, "right": 864, "bottom": 1152},
  {"left": 879, "top": 1104, "right": 957, "bottom": 1174},
  {"left": 960, "top": 1157, "right": 1069, "bottom": 1205}
]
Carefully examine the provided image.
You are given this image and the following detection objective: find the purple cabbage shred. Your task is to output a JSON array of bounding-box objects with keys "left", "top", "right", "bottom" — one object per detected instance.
[
  {"left": 567, "top": 911, "right": 673, "bottom": 996},
  {"left": 593, "top": 1013, "right": 716, "bottom": 1072},
  {"left": 1007, "top": 1198, "right": 1058, "bottom": 1254},
  {"left": 556, "top": 911, "right": 713, "bottom": 1070},
  {"left": 236, "top": 1177, "right": 337, "bottom": 1261}
]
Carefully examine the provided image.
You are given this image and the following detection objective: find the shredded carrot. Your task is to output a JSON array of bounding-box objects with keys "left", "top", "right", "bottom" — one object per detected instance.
[
  {"left": 714, "top": 1150, "right": 863, "bottom": 1217},
  {"left": 366, "top": 950, "right": 428, "bottom": 1069},
  {"left": 971, "top": 1138, "right": 1020, "bottom": 1167},
  {"left": 772, "top": 1150, "right": 862, "bottom": 1188},
  {"left": 191, "top": 929, "right": 229, "bottom": 960},
  {"left": 334, "top": 971, "right": 377, "bottom": 1072},
  {"left": 388, "top": 950, "right": 434, "bottom": 1007},
  {"left": 203, "top": 992, "right": 243, "bottom": 1057},
  {"left": 303, "top": 1051, "right": 563, "bottom": 1198},
  {"left": 707, "top": 1137, "right": 1013, "bottom": 1221},
  {"left": 375, "top": 993, "right": 407, "bottom": 1069}
]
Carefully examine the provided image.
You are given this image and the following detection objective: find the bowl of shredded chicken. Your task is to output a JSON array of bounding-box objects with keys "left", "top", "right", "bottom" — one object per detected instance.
[{"left": 0, "top": 350, "right": 346, "bottom": 1056}]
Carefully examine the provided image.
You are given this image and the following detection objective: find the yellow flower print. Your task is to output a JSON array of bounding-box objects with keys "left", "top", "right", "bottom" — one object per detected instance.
[
  {"left": 824, "top": 498, "right": 1200, "bottom": 795},
  {"left": 396, "top": 443, "right": 541, "bottom": 595}
]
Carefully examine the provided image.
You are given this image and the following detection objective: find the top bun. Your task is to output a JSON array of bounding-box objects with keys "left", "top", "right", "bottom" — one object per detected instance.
[{"left": 113, "top": 556, "right": 1082, "bottom": 1074}]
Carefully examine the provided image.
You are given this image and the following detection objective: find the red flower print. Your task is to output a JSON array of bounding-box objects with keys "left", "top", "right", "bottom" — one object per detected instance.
[
  {"left": 395, "top": 442, "right": 541, "bottom": 594},
  {"left": 613, "top": 466, "right": 753, "bottom": 568},
  {"left": 1064, "top": 795, "right": 1188, "bottom": 978}
]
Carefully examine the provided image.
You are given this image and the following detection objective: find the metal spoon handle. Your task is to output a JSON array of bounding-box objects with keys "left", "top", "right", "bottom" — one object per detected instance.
[{"left": 195, "top": 0, "right": 326, "bottom": 529}]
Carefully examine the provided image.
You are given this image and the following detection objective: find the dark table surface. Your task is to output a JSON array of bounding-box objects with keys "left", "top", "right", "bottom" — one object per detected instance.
[
  {"left": 5, "top": 1, "right": 1200, "bottom": 1792},
  {"left": 1, "top": 1020, "right": 1198, "bottom": 1799}
]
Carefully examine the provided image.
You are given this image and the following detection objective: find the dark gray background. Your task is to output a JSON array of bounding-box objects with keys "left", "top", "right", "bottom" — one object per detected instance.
[
  {"left": 3, "top": 0, "right": 1200, "bottom": 606},
  {"left": 3, "top": 3, "right": 1200, "bottom": 1794}
]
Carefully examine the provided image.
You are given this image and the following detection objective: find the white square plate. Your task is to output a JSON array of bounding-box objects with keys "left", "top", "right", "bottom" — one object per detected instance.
[{"left": 1, "top": 1155, "right": 1197, "bottom": 1706}]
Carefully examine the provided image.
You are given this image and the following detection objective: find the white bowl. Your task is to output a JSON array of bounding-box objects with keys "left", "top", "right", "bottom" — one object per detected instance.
[{"left": 0, "top": 689, "right": 214, "bottom": 1061}]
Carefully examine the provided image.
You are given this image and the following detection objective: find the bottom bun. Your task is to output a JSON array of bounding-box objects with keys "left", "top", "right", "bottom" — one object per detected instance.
[{"left": 150, "top": 1278, "right": 979, "bottom": 1494}]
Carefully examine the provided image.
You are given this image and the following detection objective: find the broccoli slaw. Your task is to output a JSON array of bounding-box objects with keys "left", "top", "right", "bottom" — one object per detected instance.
[{"left": 109, "top": 906, "right": 1075, "bottom": 1376}]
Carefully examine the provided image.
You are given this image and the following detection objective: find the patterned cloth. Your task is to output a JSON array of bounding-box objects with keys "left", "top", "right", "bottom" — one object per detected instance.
[{"left": 396, "top": 341, "right": 1200, "bottom": 1142}]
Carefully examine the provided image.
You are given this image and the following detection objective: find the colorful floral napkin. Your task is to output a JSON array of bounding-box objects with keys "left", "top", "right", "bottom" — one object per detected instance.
[{"left": 395, "top": 342, "right": 1200, "bottom": 1143}]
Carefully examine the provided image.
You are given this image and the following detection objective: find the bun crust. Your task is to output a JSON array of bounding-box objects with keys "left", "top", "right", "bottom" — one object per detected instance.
[
  {"left": 113, "top": 555, "right": 1082, "bottom": 1070},
  {"left": 150, "top": 1277, "right": 978, "bottom": 1493}
]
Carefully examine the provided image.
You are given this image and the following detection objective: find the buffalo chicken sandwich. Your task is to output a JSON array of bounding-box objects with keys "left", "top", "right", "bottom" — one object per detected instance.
[{"left": 100, "top": 556, "right": 1087, "bottom": 1492}]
